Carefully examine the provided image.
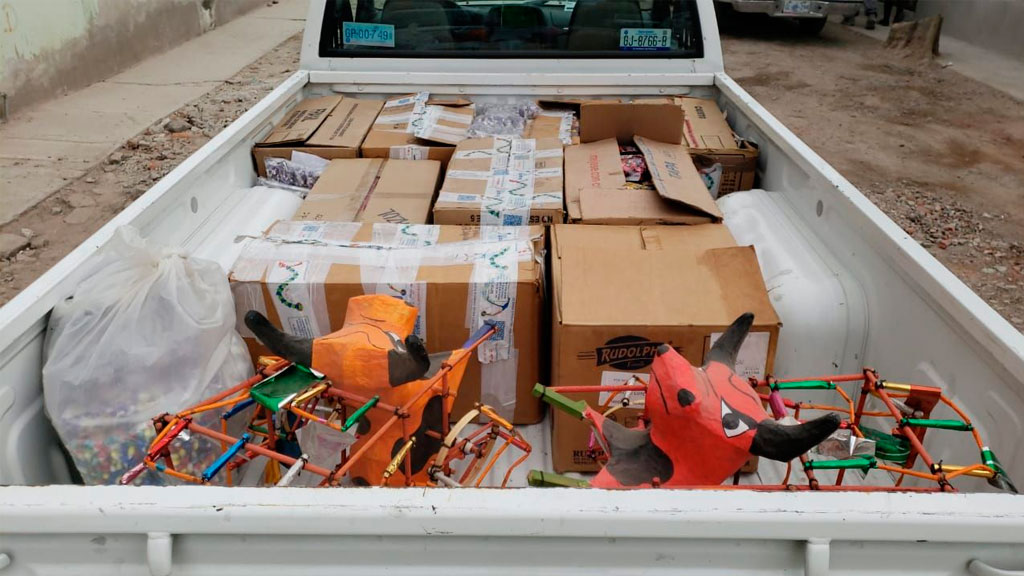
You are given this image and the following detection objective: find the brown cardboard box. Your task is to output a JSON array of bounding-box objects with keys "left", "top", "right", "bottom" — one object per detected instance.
[
  {"left": 293, "top": 158, "right": 441, "bottom": 224},
  {"left": 230, "top": 222, "right": 547, "bottom": 424},
  {"left": 678, "top": 97, "right": 758, "bottom": 195},
  {"left": 433, "top": 137, "right": 565, "bottom": 226},
  {"left": 523, "top": 112, "right": 579, "bottom": 145},
  {"left": 579, "top": 101, "right": 684, "bottom": 145},
  {"left": 564, "top": 136, "right": 722, "bottom": 225},
  {"left": 252, "top": 96, "right": 382, "bottom": 177},
  {"left": 361, "top": 93, "right": 466, "bottom": 165},
  {"left": 549, "top": 224, "right": 780, "bottom": 472}
]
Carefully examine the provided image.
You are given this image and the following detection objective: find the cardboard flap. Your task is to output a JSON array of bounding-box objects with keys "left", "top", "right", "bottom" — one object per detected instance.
[
  {"left": 678, "top": 97, "right": 739, "bottom": 152},
  {"left": 635, "top": 136, "right": 722, "bottom": 221},
  {"left": 306, "top": 99, "right": 383, "bottom": 148},
  {"left": 700, "top": 246, "right": 781, "bottom": 326},
  {"left": 564, "top": 138, "right": 622, "bottom": 220},
  {"left": 578, "top": 188, "right": 713, "bottom": 225},
  {"left": 579, "top": 102, "right": 683, "bottom": 144},
  {"left": 553, "top": 224, "right": 778, "bottom": 327},
  {"left": 259, "top": 95, "right": 343, "bottom": 146}
]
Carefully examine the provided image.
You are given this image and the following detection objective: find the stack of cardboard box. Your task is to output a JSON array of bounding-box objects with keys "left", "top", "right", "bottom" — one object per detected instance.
[{"left": 239, "top": 92, "right": 776, "bottom": 473}]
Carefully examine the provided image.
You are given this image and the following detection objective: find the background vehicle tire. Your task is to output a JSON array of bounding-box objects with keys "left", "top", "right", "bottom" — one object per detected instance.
[{"left": 797, "top": 17, "right": 828, "bottom": 34}]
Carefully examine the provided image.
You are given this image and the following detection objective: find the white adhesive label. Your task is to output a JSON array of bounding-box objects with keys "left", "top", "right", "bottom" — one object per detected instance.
[
  {"left": 359, "top": 224, "right": 439, "bottom": 342},
  {"left": 708, "top": 331, "right": 771, "bottom": 379},
  {"left": 598, "top": 371, "right": 648, "bottom": 408},
  {"left": 265, "top": 221, "right": 362, "bottom": 245},
  {"left": 437, "top": 192, "right": 483, "bottom": 204},
  {"left": 267, "top": 260, "right": 330, "bottom": 339},
  {"left": 446, "top": 170, "right": 493, "bottom": 180},
  {"left": 468, "top": 239, "right": 519, "bottom": 363},
  {"left": 383, "top": 92, "right": 428, "bottom": 109}
]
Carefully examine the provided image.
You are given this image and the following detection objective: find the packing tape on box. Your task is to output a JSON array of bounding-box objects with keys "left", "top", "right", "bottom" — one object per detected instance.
[
  {"left": 375, "top": 93, "right": 430, "bottom": 126},
  {"left": 360, "top": 224, "right": 440, "bottom": 341},
  {"left": 478, "top": 137, "right": 536, "bottom": 226},
  {"left": 437, "top": 191, "right": 562, "bottom": 207},
  {"left": 537, "top": 110, "right": 575, "bottom": 145},
  {"left": 467, "top": 225, "right": 525, "bottom": 420},
  {"left": 447, "top": 167, "right": 562, "bottom": 181},
  {"left": 389, "top": 145, "right": 430, "bottom": 160},
  {"left": 411, "top": 105, "right": 475, "bottom": 145},
  {"left": 383, "top": 92, "right": 428, "bottom": 110},
  {"left": 231, "top": 224, "right": 537, "bottom": 400}
]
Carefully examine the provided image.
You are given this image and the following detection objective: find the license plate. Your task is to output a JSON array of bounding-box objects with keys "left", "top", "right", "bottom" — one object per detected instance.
[
  {"left": 342, "top": 22, "right": 395, "bottom": 48},
  {"left": 782, "top": 0, "right": 812, "bottom": 14},
  {"left": 619, "top": 28, "right": 672, "bottom": 51}
]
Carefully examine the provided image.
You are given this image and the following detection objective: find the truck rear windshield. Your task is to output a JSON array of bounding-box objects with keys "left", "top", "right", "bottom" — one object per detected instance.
[{"left": 319, "top": 0, "right": 703, "bottom": 58}]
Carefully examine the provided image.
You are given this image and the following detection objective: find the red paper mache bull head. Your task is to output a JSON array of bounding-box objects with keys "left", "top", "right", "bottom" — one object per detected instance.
[{"left": 589, "top": 313, "right": 841, "bottom": 488}]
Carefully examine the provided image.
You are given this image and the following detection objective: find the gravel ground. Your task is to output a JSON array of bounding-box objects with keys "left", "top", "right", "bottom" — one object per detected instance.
[
  {"left": 0, "top": 33, "right": 302, "bottom": 305},
  {"left": 1, "top": 24, "right": 1021, "bottom": 335},
  {"left": 721, "top": 18, "right": 1024, "bottom": 332}
]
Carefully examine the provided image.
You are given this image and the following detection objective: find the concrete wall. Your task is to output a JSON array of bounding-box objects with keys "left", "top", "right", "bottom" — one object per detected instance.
[
  {"left": 913, "top": 0, "right": 1024, "bottom": 59},
  {"left": 0, "top": 0, "right": 266, "bottom": 113}
]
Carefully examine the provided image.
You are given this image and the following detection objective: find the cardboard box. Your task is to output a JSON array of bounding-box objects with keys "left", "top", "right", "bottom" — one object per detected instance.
[
  {"left": 549, "top": 224, "right": 780, "bottom": 472},
  {"left": 229, "top": 222, "right": 547, "bottom": 424},
  {"left": 523, "top": 111, "right": 578, "bottom": 145},
  {"left": 564, "top": 136, "right": 722, "bottom": 225},
  {"left": 433, "top": 137, "right": 565, "bottom": 226},
  {"left": 361, "top": 93, "right": 468, "bottom": 165},
  {"left": 252, "top": 96, "right": 382, "bottom": 177},
  {"left": 293, "top": 158, "right": 441, "bottom": 224},
  {"left": 579, "top": 101, "right": 684, "bottom": 145},
  {"left": 678, "top": 97, "right": 758, "bottom": 196}
]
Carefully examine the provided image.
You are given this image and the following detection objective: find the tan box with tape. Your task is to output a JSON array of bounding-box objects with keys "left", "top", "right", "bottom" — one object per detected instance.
[
  {"left": 433, "top": 136, "right": 565, "bottom": 226},
  {"left": 549, "top": 224, "right": 780, "bottom": 472},
  {"left": 229, "top": 221, "right": 547, "bottom": 424},
  {"left": 252, "top": 95, "right": 382, "bottom": 177},
  {"left": 293, "top": 158, "right": 441, "bottom": 224}
]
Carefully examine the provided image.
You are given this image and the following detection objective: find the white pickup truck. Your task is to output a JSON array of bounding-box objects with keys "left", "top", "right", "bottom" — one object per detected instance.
[
  {"left": 714, "top": 0, "right": 862, "bottom": 34},
  {"left": 2, "top": 0, "right": 1024, "bottom": 574}
]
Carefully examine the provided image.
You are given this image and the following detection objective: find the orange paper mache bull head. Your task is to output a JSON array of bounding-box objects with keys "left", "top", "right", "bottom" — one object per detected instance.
[{"left": 244, "top": 295, "right": 471, "bottom": 486}]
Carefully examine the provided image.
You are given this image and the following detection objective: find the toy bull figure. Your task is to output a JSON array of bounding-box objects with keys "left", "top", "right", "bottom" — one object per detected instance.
[
  {"left": 545, "top": 313, "right": 841, "bottom": 489},
  {"left": 244, "top": 295, "right": 475, "bottom": 486}
]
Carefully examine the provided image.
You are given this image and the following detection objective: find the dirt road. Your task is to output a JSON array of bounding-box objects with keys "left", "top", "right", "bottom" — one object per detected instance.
[
  {"left": 1, "top": 24, "right": 1021, "bottom": 332},
  {"left": 722, "top": 19, "right": 1024, "bottom": 331},
  {"left": 0, "top": 34, "right": 302, "bottom": 306}
]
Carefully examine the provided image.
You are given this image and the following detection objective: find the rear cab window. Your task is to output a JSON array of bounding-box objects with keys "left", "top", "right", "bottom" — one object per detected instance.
[{"left": 319, "top": 0, "right": 703, "bottom": 58}]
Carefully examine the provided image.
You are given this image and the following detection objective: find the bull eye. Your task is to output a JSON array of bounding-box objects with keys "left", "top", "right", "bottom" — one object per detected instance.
[
  {"left": 677, "top": 389, "right": 696, "bottom": 408},
  {"left": 721, "top": 400, "right": 751, "bottom": 438}
]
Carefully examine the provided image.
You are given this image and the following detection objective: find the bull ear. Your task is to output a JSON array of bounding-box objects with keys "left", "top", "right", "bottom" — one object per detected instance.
[
  {"left": 706, "top": 313, "right": 754, "bottom": 369},
  {"left": 749, "top": 413, "right": 841, "bottom": 462},
  {"left": 244, "top": 311, "right": 313, "bottom": 368}
]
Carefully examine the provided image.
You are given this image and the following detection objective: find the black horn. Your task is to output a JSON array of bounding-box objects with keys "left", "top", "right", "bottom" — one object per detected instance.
[
  {"left": 387, "top": 334, "right": 431, "bottom": 386},
  {"left": 244, "top": 311, "right": 313, "bottom": 368},
  {"left": 748, "top": 413, "right": 841, "bottom": 462},
  {"left": 706, "top": 312, "right": 754, "bottom": 368}
]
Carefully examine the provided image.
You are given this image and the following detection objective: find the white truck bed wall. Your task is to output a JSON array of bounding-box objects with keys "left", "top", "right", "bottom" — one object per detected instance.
[
  {"left": 2, "top": 0, "right": 1024, "bottom": 564},
  {"left": 714, "top": 74, "right": 1024, "bottom": 479}
]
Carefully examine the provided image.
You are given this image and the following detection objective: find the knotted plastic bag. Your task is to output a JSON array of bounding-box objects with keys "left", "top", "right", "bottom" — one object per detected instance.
[{"left": 43, "top": 226, "right": 252, "bottom": 485}]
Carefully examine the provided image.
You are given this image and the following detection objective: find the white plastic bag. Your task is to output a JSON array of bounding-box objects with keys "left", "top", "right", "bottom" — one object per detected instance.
[{"left": 43, "top": 226, "right": 252, "bottom": 485}]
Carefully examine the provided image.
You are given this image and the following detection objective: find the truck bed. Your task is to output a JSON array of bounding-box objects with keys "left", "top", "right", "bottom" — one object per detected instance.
[{"left": 3, "top": 69, "right": 1024, "bottom": 573}]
